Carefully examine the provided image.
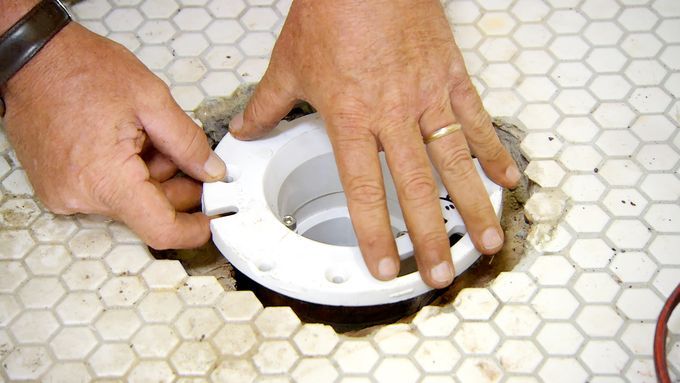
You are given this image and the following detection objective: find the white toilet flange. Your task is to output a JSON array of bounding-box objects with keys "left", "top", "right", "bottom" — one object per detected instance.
[{"left": 203, "top": 113, "right": 503, "bottom": 307}]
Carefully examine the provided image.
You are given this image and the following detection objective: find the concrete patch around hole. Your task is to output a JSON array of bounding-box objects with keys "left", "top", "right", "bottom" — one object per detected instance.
[{"left": 152, "top": 84, "right": 552, "bottom": 332}]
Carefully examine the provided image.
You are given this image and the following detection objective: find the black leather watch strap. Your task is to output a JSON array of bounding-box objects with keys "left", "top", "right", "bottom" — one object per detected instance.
[{"left": 0, "top": 0, "right": 71, "bottom": 117}]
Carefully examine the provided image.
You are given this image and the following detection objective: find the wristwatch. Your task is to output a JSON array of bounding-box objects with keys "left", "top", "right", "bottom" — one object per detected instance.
[{"left": 0, "top": 0, "right": 72, "bottom": 117}]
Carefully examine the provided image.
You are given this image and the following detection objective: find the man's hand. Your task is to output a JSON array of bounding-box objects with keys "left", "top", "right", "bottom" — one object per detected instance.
[
  {"left": 230, "top": 0, "right": 520, "bottom": 288},
  {"left": 1, "top": 23, "right": 226, "bottom": 249}
]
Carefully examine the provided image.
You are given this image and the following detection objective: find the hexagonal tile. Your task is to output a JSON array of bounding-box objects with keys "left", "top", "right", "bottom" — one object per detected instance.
[
  {"left": 253, "top": 340, "right": 298, "bottom": 374},
  {"left": 216, "top": 291, "right": 263, "bottom": 321},
  {"left": 99, "top": 276, "right": 145, "bottom": 307},
  {"left": 549, "top": 36, "right": 589, "bottom": 60},
  {"left": 141, "top": 259, "right": 187, "bottom": 289},
  {"left": 24, "top": 245, "right": 70, "bottom": 276},
  {"left": 479, "top": 37, "right": 517, "bottom": 62},
  {"left": 626, "top": 60, "right": 668, "bottom": 87},
  {"left": 132, "top": 324, "right": 179, "bottom": 358},
  {"left": 631, "top": 115, "right": 677, "bottom": 142},
  {"left": 452, "top": 288, "right": 499, "bottom": 320},
  {"left": 138, "top": 291, "right": 184, "bottom": 323},
  {"left": 625, "top": 358, "right": 656, "bottom": 383},
  {"left": 205, "top": 19, "right": 245, "bottom": 44},
  {"left": 629, "top": 87, "right": 672, "bottom": 114},
  {"left": 453, "top": 25, "right": 483, "bottom": 49},
  {"left": 168, "top": 58, "right": 207, "bottom": 83},
  {"left": 178, "top": 276, "right": 224, "bottom": 305},
  {"left": 170, "top": 33, "right": 209, "bottom": 57},
  {"left": 209, "top": 0, "right": 245, "bottom": 17},
  {"left": 560, "top": 145, "right": 602, "bottom": 172},
  {"left": 652, "top": 268, "right": 680, "bottom": 297},
  {"left": 490, "top": 272, "right": 537, "bottom": 302},
  {"left": 561, "top": 175, "right": 605, "bottom": 202},
  {"left": 538, "top": 358, "right": 588, "bottom": 383},
  {"left": 374, "top": 324, "right": 419, "bottom": 355},
  {"left": 599, "top": 159, "right": 643, "bottom": 186},
  {"left": 536, "top": 323, "right": 584, "bottom": 355},
  {"left": 621, "top": 322, "right": 655, "bottom": 355},
  {"left": 205, "top": 46, "right": 243, "bottom": 70},
  {"left": 661, "top": 45, "right": 680, "bottom": 70},
  {"left": 293, "top": 324, "right": 339, "bottom": 356},
  {"left": 478, "top": 12, "right": 516, "bottom": 35},
  {"left": 89, "top": 343, "right": 135, "bottom": 378},
  {"left": 241, "top": 7, "right": 279, "bottom": 30},
  {"left": 410, "top": 306, "right": 458, "bottom": 337},
  {"left": 511, "top": 0, "right": 550, "bottom": 22},
  {"left": 480, "top": 63, "right": 520, "bottom": 88},
  {"left": 529, "top": 255, "right": 574, "bottom": 286},
  {"left": 584, "top": 22, "right": 623, "bottom": 45},
  {"left": 636, "top": 144, "right": 679, "bottom": 171},
  {"left": 609, "top": 252, "right": 657, "bottom": 284},
  {"left": 590, "top": 75, "right": 632, "bottom": 101},
  {"left": 596, "top": 130, "right": 640, "bottom": 156},
  {"left": 582, "top": 0, "right": 620, "bottom": 19},
  {"left": 10, "top": 310, "right": 59, "bottom": 343},
  {"left": 333, "top": 340, "right": 379, "bottom": 374},
  {"left": 602, "top": 189, "right": 648, "bottom": 217},
  {"left": 140, "top": 0, "right": 180, "bottom": 19},
  {"left": 565, "top": 205, "right": 609, "bottom": 233},
  {"left": 0, "top": 198, "right": 41, "bottom": 228},
  {"left": 568, "top": 238, "right": 615, "bottom": 269},
  {"left": 104, "top": 244, "right": 151, "bottom": 275},
  {"left": 175, "top": 307, "right": 222, "bottom": 340},
  {"left": 513, "top": 24, "right": 553, "bottom": 48},
  {"left": 212, "top": 323, "right": 257, "bottom": 357},
  {"left": 30, "top": 213, "right": 77, "bottom": 242},
  {"left": 104, "top": 8, "right": 143, "bottom": 31},
  {"left": 513, "top": 50, "right": 555, "bottom": 75},
  {"left": 576, "top": 305, "right": 624, "bottom": 336},
  {"left": 3, "top": 346, "right": 53, "bottom": 381},
  {"left": 520, "top": 133, "right": 562, "bottom": 162},
  {"left": 523, "top": 160, "right": 565, "bottom": 188},
  {"left": 531, "top": 288, "right": 579, "bottom": 320},
  {"left": 592, "top": 102, "right": 636, "bottom": 129},
  {"left": 617, "top": 288, "right": 664, "bottom": 320},
  {"left": 580, "top": 340, "right": 629, "bottom": 374},
  {"left": 453, "top": 322, "right": 499, "bottom": 354},
  {"left": 573, "top": 272, "right": 621, "bottom": 303},
  {"left": 201, "top": 71, "right": 241, "bottom": 97},
  {"left": 129, "top": 360, "right": 175, "bottom": 383},
  {"left": 171, "top": 341, "right": 218, "bottom": 375},
  {"left": 516, "top": 77, "right": 556, "bottom": 103},
  {"left": 62, "top": 260, "right": 109, "bottom": 290},
  {"left": 518, "top": 104, "right": 560, "bottom": 132},
  {"left": 68, "top": 229, "right": 112, "bottom": 259},
  {"left": 645, "top": 204, "right": 680, "bottom": 233},
  {"left": 622, "top": 33, "right": 663, "bottom": 58},
  {"left": 496, "top": 340, "right": 542, "bottom": 373},
  {"left": 649, "top": 235, "right": 680, "bottom": 265},
  {"left": 374, "top": 357, "right": 421, "bottom": 383},
  {"left": 554, "top": 89, "right": 597, "bottom": 115},
  {"left": 43, "top": 362, "right": 92, "bottom": 383},
  {"left": 446, "top": 0, "right": 481, "bottom": 24},
  {"left": 137, "top": 20, "right": 177, "bottom": 44},
  {"left": 18, "top": 277, "right": 65, "bottom": 308},
  {"left": 493, "top": 305, "right": 540, "bottom": 337},
  {"left": 2, "top": 169, "right": 33, "bottom": 195},
  {"left": 94, "top": 309, "right": 141, "bottom": 341},
  {"left": 606, "top": 219, "right": 652, "bottom": 249},
  {"left": 556, "top": 117, "right": 600, "bottom": 143},
  {"left": 0, "top": 261, "right": 27, "bottom": 293},
  {"left": 173, "top": 7, "right": 211, "bottom": 30},
  {"left": 50, "top": 327, "right": 98, "bottom": 360},
  {"left": 71, "top": 0, "right": 111, "bottom": 19},
  {"left": 456, "top": 358, "right": 503, "bottom": 383},
  {"left": 618, "top": 7, "right": 659, "bottom": 32},
  {"left": 291, "top": 358, "right": 338, "bottom": 383}
]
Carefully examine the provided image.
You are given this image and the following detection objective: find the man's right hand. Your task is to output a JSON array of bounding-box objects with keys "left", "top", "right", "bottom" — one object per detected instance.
[{"left": 1, "top": 22, "right": 225, "bottom": 249}]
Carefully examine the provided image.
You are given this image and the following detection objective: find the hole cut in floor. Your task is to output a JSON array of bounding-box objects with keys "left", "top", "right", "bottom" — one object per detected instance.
[{"left": 151, "top": 84, "right": 535, "bottom": 333}]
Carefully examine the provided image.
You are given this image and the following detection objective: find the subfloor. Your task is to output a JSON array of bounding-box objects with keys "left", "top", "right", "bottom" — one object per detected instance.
[{"left": 1, "top": 0, "right": 679, "bottom": 382}]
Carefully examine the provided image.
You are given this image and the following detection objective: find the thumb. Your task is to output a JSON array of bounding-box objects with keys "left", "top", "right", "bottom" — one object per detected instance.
[
  {"left": 142, "top": 95, "right": 226, "bottom": 183},
  {"left": 229, "top": 66, "right": 297, "bottom": 140}
]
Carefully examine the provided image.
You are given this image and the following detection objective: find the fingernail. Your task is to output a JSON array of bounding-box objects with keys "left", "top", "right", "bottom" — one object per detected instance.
[
  {"left": 204, "top": 152, "right": 226, "bottom": 180},
  {"left": 228, "top": 112, "right": 244, "bottom": 132},
  {"left": 482, "top": 227, "right": 503, "bottom": 250},
  {"left": 430, "top": 261, "right": 453, "bottom": 285},
  {"left": 378, "top": 257, "right": 398, "bottom": 280},
  {"left": 506, "top": 165, "right": 521, "bottom": 184}
]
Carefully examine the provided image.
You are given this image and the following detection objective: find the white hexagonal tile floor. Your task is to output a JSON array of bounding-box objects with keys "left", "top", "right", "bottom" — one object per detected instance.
[{"left": 1, "top": 0, "right": 679, "bottom": 382}]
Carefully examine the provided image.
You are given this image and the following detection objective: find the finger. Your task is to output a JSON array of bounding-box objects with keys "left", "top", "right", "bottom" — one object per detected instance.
[
  {"left": 420, "top": 102, "right": 504, "bottom": 256},
  {"left": 449, "top": 73, "right": 520, "bottom": 188},
  {"left": 156, "top": 177, "right": 202, "bottom": 212},
  {"left": 144, "top": 149, "right": 178, "bottom": 182},
  {"left": 378, "top": 116, "right": 452, "bottom": 289},
  {"left": 229, "top": 65, "right": 297, "bottom": 141},
  {"left": 111, "top": 157, "right": 211, "bottom": 249},
  {"left": 326, "top": 115, "right": 400, "bottom": 281},
  {"left": 140, "top": 94, "right": 226, "bottom": 183}
]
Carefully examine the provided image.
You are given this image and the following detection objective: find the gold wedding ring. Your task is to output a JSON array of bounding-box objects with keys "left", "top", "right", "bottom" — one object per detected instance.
[{"left": 423, "top": 123, "right": 462, "bottom": 144}]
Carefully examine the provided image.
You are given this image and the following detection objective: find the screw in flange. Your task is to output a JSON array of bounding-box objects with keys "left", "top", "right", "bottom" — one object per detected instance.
[{"left": 282, "top": 215, "right": 297, "bottom": 231}]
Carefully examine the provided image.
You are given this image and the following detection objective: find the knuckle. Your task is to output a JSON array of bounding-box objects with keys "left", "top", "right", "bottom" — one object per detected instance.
[
  {"left": 344, "top": 176, "right": 386, "bottom": 207},
  {"left": 439, "top": 146, "right": 476, "bottom": 179},
  {"left": 417, "top": 230, "right": 449, "bottom": 253},
  {"left": 400, "top": 171, "right": 437, "bottom": 203}
]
